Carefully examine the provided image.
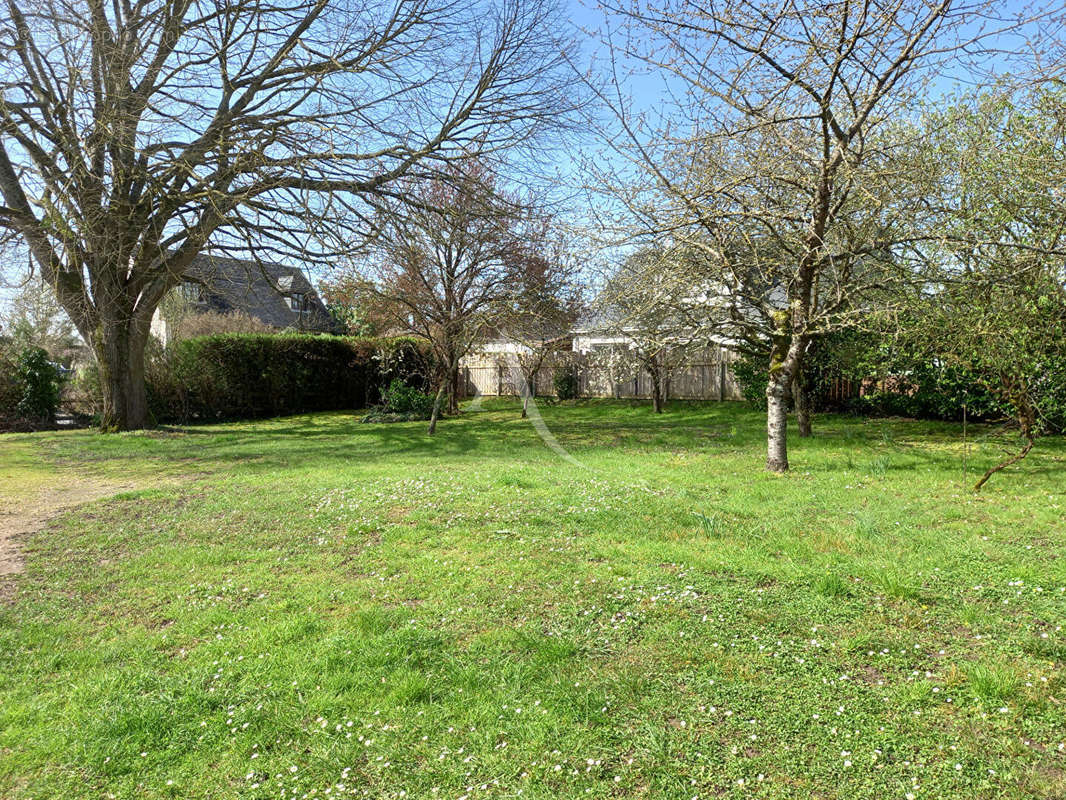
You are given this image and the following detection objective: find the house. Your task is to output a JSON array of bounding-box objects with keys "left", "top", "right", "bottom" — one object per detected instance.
[
  {"left": 570, "top": 310, "right": 636, "bottom": 355},
  {"left": 151, "top": 253, "right": 334, "bottom": 344}
]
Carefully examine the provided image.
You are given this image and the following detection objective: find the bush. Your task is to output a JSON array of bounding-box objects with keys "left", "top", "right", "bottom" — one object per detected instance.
[
  {"left": 147, "top": 333, "right": 432, "bottom": 423},
  {"left": 733, "top": 332, "right": 882, "bottom": 411},
  {"left": 14, "top": 346, "right": 62, "bottom": 422},
  {"left": 729, "top": 331, "right": 1051, "bottom": 426},
  {"left": 846, "top": 365, "right": 1006, "bottom": 423},
  {"left": 374, "top": 337, "right": 433, "bottom": 391},
  {"left": 731, "top": 352, "right": 768, "bottom": 408},
  {"left": 381, "top": 379, "right": 435, "bottom": 416},
  {"left": 553, "top": 368, "right": 580, "bottom": 400},
  {"left": 361, "top": 379, "right": 435, "bottom": 423},
  {"left": 0, "top": 343, "right": 63, "bottom": 429},
  {"left": 0, "top": 342, "right": 20, "bottom": 424},
  {"left": 1033, "top": 353, "right": 1066, "bottom": 434}
]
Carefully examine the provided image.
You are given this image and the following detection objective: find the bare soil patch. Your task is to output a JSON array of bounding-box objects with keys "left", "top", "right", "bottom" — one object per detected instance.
[{"left": 0, "top": 481, "right": 139, "bottom": 578}]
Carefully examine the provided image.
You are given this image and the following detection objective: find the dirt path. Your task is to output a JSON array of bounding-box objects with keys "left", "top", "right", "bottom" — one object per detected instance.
[{"left": 0, "top": 481, "right": 138, "bottom": 577}]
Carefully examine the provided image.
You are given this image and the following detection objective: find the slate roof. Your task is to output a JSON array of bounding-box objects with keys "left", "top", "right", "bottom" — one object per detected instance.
[{"left": 183, "top": 254, "right": 335, "bottom": 332}]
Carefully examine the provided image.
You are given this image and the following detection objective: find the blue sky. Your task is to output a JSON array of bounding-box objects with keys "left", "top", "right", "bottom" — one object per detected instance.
[{"left": 0, "top": 0, "right": 1055, "bottom": 316}]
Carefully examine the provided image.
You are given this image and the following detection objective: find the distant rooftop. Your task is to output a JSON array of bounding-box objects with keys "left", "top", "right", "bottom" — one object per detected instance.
[{"left": 183, "top": 253, "right": 334, "bottom": 332}]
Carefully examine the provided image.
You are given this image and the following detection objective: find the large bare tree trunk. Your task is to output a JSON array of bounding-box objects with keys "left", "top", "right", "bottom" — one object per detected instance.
[
  {"left": 651, "top": 375, "right": 664, "bottom": 413},
  {"left": 93, "top": 312, "right": 151, "bottom": 431},
  {"left": 794, "top": 371, "right": 812, "bottom": 438}
]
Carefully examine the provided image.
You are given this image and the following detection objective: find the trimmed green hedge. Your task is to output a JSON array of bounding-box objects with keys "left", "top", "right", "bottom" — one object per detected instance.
[{"left": 148, "top": 334, "right": 432, "bottom": 422}]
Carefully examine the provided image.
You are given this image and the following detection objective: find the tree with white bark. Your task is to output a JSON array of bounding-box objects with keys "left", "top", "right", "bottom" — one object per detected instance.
[
  {"left": 588, "top": 0, "right": 1059, "bottom": 471},
  {"left": 0, "top": 0, "right": 575, "bottom": 429}
]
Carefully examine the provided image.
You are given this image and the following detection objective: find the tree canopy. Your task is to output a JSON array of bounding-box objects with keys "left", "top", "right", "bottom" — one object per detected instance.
[{"left": 0, "top": 0, "right": 576, "bottom": 428}]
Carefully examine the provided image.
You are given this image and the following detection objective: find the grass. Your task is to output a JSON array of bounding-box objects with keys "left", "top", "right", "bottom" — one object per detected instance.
[{"left": 0, "top": 399, "right": 1064, "bottom": 799}]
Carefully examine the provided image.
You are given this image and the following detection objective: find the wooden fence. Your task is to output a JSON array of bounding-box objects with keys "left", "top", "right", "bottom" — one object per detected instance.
[
  {"left": 822, "top": 376, "right": 861, "bottom": 406},
  {"left": 460, "top": 354, "right": 743, "bottom": 401}
]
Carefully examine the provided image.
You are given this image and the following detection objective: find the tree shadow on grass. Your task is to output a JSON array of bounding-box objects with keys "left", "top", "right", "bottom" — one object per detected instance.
[
  {"left": 792, "top": 414, "right": 1066, "bottom": 486},
  {"left": 26, "top": 401, "right": 1065, "bottom": 489},
  {"left": 147, "top": 416, "right": 491, "bottom": 475}
]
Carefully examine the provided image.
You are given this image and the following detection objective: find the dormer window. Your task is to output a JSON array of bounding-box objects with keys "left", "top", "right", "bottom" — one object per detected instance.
[{"left": 290, "top": 293, "right": 306, "bottom": 312}]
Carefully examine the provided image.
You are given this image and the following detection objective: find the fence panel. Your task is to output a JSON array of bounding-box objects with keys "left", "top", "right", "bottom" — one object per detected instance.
[
  {"left": 461, "top": 356, "right": 744, "bottom": 401},
  {"left": 461, "top": 365, "right": 498, "bottom": 398}
]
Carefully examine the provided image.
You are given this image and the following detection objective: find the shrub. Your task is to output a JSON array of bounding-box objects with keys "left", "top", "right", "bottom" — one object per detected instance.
[
  {"left": 553, "top": 368, "right": 580, "bottom": 400},
  {"left": 733, "top": 332, "right": 886, "bottom": 412},
  {"left": 731, "top": 351, "right": 768, "bottom": 408},
  {"left": 14, "top": 346, "right": 62, "bottom": 422},
  {"left": 845, "top": 354, "right": 1007, "bottom": 423},
  {"left": 729, "top": 330, "right": 1065, "bottom": 429},
  {"left": 0, "top": 342, "right": 20, "bottom": 424},
  {"left": 374, "top": 337, "right": 433, "bottom": 392},
  {"left": 1034, "top": 353, "right": 1066, "bottom": 434},
  {"left": 380, "top": 379, "right": 435, "bottom": 416},
  {"left": 361, "top": 379, "right": 435, "bottom": 423}
]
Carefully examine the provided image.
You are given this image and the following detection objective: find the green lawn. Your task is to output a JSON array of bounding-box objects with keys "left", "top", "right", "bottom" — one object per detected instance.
[{"left": 1, "top": 400, "right": 1064, "bottom": 799}]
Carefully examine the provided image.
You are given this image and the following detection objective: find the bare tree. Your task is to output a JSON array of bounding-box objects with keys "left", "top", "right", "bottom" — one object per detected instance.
[
  {"left": 498, "top": 224, "right": 583, "bottom": 417},
  {"left": 365, "top": 161, "right": 534, "bottom": 433},
  {"left": 3, "top": 273, "right": 80, "bottom": 359},
  {"left": 589, "top": 0, "right": 1058, "bottom": 471},
  {"left": 0, "top": 0, "right": 575, "bottom": 429},
  {"left": 596, "top": 247, "right": 702, "bottom": 413}
]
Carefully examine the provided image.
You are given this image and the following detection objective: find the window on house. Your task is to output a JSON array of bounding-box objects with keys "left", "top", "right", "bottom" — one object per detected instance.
[
  {"left": 290, "top": 293, "right": 306, "bottom": 312},
  {"left": 180, "top": 282, "right": 206, "bottom": 304}
]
